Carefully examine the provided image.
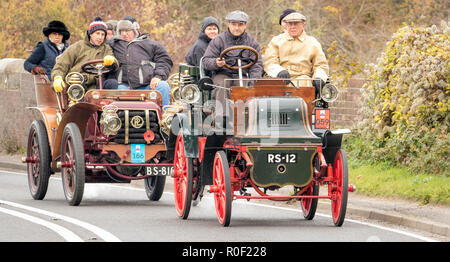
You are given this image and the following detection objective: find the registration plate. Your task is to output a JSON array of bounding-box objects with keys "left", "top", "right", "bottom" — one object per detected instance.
[
  {"left": 267, "top": 153, "right": 297, "bottom": 164},
  {"left": 315, "top": 109, "right": 330, "bottom": 129},
  {"left": 146, "top": 166, "right": 174, "bottom": 176},
  {"left": 131, "top": 144, "right": 145, "bottom": 163}
]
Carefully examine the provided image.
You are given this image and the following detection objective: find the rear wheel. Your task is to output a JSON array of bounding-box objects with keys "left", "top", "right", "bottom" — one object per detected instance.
[
  {"left": 173, "top": 133, "right": 193, "bottom": 219},
  {"left": 61, "top": 123, "right": 85, "bottom": 206},
  {"left": 26, "top": 120, "right": 51, "bottom": 200},
  {"left": 212, "top": 151, "right": 232, "bottom": 227},
  {"left": 330, "top": 149, "right": 348, "bottom": 226}
]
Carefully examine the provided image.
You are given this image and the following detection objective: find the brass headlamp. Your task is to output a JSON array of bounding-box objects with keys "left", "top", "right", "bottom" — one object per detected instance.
[
  {"left": 100, "top": 105, "right": 122, "bottom": 136},
  {"left": 181, "top": 84, "right": 201, "bottom": 104},
  {"left": 65, "top": 72, "right": 86, "bottom": 104},
  {"left": 320, "top": 83, "right": 339, "bottom": 103}
]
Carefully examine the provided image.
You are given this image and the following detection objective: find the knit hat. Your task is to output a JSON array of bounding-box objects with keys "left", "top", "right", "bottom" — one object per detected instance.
[
  {"left": 116, "top": 16, "right": 140, "bottom": 37},
  {"left": 279, "top": 9, "right": 296, "bottom": 25},
  {"left": 201, "top": 16, "right": 220, "bottom": 33},
  {"left": 43, "top": 20, "right": 70, "bottom": 41},
  {"left": 88, "top": 17, "right": 108, "bottom": 36},
  {"left": 106, "top": 20, "right": 118, "bottom": 32}
]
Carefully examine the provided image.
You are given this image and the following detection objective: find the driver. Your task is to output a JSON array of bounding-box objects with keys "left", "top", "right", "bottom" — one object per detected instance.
[
  {"left": 51, "top": 17, "right": 118, "bottom": 92},
  {"left": 202, "top": 10, "right": 263, "bottom": 97},
  {"left": 263, "top": 12, "right": 329, "bottom": 95}
]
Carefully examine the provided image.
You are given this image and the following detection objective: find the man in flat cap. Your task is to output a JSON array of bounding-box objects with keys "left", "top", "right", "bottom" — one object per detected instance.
[
  {"left": 202, "top": 10, "right": 263, "bottom": 133},
  {"left": 263, "top": 12, "right": 329, "bottom": 95},
  {"left": 203, "top": 10, "right": 263, "bottom": 90}
]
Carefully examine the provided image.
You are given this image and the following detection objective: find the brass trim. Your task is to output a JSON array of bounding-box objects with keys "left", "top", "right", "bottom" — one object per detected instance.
[
  {"left": 145, "top": 109, "right": 150, "bottom": 144},
  {"left": 125, "top": 110, "right": 129, "bottom": 144},
  {"left": 130, "top": 115, "right": 144, "bottom": 129}
]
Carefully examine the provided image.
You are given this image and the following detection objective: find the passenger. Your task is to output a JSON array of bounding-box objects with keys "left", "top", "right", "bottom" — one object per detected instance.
[
  {"left": 279, "top": 9, "right": 296, "bottom": 33},
  {"left": 24, "top": 20, "right": 70, "bottom": 81},
  {"left": 108, "top": 16, "right": 173, "bottom": 106},
  {"left": 51, "top": 17, "right": 118, "bottom": 92},
  {"left": 263, "top": 12, "right": 329, "bottom": 95},
  {"left": 202, "top": 10, "right": 263, "bottom": 99},
  {"left": 106, "top": 20, "right": 118, "bottom": 40},
  {"left": 185, "top": 16, "right": 220, "bottom": 67}
]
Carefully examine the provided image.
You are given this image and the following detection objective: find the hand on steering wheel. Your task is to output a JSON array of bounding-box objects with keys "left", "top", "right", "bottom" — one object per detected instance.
[
  {"left": 219, "top": 45, "right": 259, "bottom": 70},
  {"left": 81, "top": 59, "right": 117, "bottom": 75}
]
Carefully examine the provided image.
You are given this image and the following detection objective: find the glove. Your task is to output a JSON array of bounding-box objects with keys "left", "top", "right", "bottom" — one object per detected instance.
[
  {"left": 31, "top": 66, "right": 47, "bottom": 75},
  {"left": 103, "top": 55, "right": 115, "bottom": 66},
  {"left": 53, "top": 76, "right": 65, "bottom": 93},
  {"left": 277, "top": 70, "right": 290, "bottom": 79}
]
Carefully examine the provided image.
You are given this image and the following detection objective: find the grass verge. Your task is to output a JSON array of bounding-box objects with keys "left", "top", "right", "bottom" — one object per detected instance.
[{"left": 349, "top": 161, "right": 450, "bottom": 205}]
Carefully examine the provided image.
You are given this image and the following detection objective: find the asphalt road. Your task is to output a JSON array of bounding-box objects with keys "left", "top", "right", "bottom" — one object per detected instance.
[{"left": 0, "top": 169, "right": 436, "bottom": 243}]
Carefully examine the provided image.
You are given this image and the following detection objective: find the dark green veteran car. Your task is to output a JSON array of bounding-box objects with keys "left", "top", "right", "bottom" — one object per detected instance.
[{"left": 162, "top": 46, "right": 354, "bottom": 227}]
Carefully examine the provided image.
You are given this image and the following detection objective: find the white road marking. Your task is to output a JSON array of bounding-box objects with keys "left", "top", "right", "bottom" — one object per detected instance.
[
  {"left": 2, "top": 170, "right": 438, "bottom": 242},
  {"left": 0, "top": 200, "right": 121, "bottom": 242},
  {"left": 0, "top": 206, "right": 83, "bottom": 242},
  {"left": 236, "top": 201, "right": 438, "bottom": 242}
]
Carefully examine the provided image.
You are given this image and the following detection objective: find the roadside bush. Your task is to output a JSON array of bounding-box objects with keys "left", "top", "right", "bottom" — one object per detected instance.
[{"left": 347, "top": 21, "right": 449, "bottom": 176}]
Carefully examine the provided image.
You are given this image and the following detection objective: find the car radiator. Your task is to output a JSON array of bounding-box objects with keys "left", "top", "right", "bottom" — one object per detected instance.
[{"left": 114, "top": 110, "right": 162, "bottom": 144}]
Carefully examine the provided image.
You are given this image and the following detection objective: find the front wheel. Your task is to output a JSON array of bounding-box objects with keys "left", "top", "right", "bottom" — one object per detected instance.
[
  {"left": 330, "top": 149, "right": 348, "bottom": 226},
  {"left": 26, "top": 120, "right": 51, "bottom": 200},
  {"left": 144, "top": 176, "right": 166, "bottom": 201},
  {"left": 300, "top": 183, "right": 319, "bottom": 220},
  {"left": 61, "top": 123, "right": 85, "bottom": 206},
  {"left": 212, "top": 151, "right": 232, "bottom": 227},
  {"left": 173, "top": 133, "right": 193, "bottom": 219}
]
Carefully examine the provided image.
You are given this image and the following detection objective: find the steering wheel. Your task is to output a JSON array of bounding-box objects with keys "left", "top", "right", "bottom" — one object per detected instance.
[
  {"left": 81, "top": 59, "right": 117, "bottom": 75},
  {"left": 219, "top": 45, "right": 259, "bottom": 70}
]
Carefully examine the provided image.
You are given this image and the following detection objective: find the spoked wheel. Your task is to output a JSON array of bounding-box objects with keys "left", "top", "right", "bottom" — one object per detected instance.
[
  {"left": 26, "top": 120, "right": 51, "bottom": 200},
  {"left": 61, "top": 123, "right": 85, "bottom": 206},
  {"left": 330, "top": 149, "right": 348, "bottom": 226},
  {"left": 212, "top": 151, "right": 232, "bottom": 227},
  {"left": 173, "top": 133, "right": 193, "bottom": 219},
  {"left": 144, "top": 175, "right": 166, "bottom": 201},
  {"left": 301, "top": 183, "right": 319, "bottom": 220}
]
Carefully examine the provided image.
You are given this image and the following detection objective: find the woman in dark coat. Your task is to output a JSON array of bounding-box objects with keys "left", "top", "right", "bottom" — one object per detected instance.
[
  {"left": 185, "top": 16, "right": 220, "bottom": 67},
  {"left": 24, "top": 20, "right": 70, "bottom": 81}
]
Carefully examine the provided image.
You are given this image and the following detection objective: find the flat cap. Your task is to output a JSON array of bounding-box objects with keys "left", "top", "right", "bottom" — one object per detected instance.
[
  {"left": 225, "top": 10, "right": 249, "bottom": 23},
  {"left": 282, "top": 12, "right": 306, "bottom": 22}
]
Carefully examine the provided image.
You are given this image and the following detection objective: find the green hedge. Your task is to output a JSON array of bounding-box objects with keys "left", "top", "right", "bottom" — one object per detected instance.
[{"left": 346, "top": 21, "right": 449, "bottom": 176}]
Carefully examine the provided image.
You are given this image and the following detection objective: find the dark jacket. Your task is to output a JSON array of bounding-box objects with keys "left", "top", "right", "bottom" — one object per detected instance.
[
  {"left": 202, "top": 29, "right": 263, "bottom": 79},
  {"left": 24, "top": 39, "right": 68, "bottom": 80},
  {"left": 185, "top": 32, "right": 212, "bottom": 67},
  {"left": 109, "top": 34, "right": 173, "bottom": 89},
  {"left": 185, "top": 16, "right": 220, "bottom": 66}
]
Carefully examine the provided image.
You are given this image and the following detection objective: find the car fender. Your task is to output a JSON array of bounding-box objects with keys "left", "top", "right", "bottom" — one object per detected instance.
[{"left": 52, "top": 102, "right": 100, "bottom": 167}]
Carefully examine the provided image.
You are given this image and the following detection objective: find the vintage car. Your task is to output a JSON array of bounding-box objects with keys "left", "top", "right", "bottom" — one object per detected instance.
[
  {"left": 23, "top": 59, "right": 172, "bottom": 206},
  {"left": 165, "top": 46, "right": 355, "bottom": 227}
]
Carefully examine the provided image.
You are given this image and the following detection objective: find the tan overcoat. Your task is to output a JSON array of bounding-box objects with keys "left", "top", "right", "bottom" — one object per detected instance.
[{"left": 263, "top": 31, "right": 329, "bottom": 82}]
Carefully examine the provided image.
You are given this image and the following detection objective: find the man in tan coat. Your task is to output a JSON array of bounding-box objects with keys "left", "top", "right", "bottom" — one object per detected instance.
[{"left": 263, "top": 12, "right": 329, "bottom": 94}]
